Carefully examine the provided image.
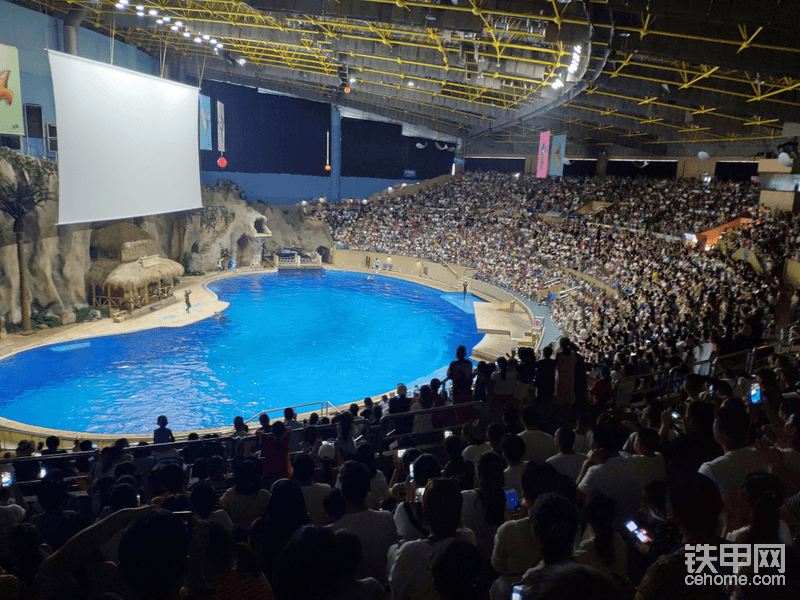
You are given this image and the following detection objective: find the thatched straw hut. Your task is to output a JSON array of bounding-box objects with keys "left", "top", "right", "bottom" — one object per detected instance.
[{"left": 88, "top": 224, "right": 184, "bottom": 313}]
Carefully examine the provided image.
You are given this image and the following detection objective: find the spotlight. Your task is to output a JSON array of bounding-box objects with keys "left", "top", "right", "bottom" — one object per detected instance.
[
  {"left": 202, "top": 34, "right": 210, "bottom": 40},
  {"left": 175, "top": 21, "right": 182, "bottom": 27},
  {"left": 194, "top": 36, "right": 202, "bottom": 43},
  {"left": 236, "top": 57, "right": 246, "bottom": 65},
  {"left": 136, "top": 12, "right": 144, "bottom": 17},
  {"left": 210, "top": 39, "right": 217, "bottom": 45},
  {"left": 115, "top": 2, "right": 124, "bottom": 8},
  {"left": 120, "top": 0, "right": 128, "bottom": 4},
  {"left": 156, "top": 19, "right": 163, "bottom": 24},
  {"left": 349, "top": 77, "right": 356, "bottom": 84},
  {"left": 148, "top": 9, "right": 157, "bottom": 16},
  {"left": 217, "top": 43, "right": 224, "bottom": 48},
  {"left": 408, "top": 81, "right": 415, "bottom": 87},
  {"left": 136, "top": 4, "right": 144, "bottom": 9},
  {"left": 163, "top": 16, "right": 170, "bottom": 22},
  {"left": 170, "top": 25, "right": 178, "bottom": 31},
  {"left": 183, "top": 31, "right": 191, "bottom": 37}
]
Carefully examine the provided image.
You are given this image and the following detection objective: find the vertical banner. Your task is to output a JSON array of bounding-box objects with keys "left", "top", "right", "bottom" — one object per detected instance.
[
  {"left": 0, "top": 43, "right": 25, "bottom": 136},
  {"left": 536, "top": 130, "right": 551, "bottom": 178},
  {"left": 549, "top": 134, "right": 567, "bottom": 176},
  {"left": 216, "top": 100, "right": 225, "bottom": 152},
  {"left": 198, "top": 94, "right": 212, "bottom": 150}
]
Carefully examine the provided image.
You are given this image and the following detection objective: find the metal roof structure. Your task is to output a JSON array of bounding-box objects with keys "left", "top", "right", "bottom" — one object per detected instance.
[{"left": 20, "top": 0, "right": 800, "bottom": 158}]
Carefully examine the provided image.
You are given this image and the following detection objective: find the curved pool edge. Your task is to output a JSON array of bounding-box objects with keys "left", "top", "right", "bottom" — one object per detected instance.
[{"left": 0, "top": 263, "right": 524, "bottom": 448}]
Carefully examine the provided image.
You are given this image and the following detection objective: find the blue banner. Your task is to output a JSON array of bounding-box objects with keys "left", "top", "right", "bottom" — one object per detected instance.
[
  {"left": 549, "top": 134, "right": 566, "bottom": 176},
  {"left": 199, "top": 94, "right": 212, "bottom": 150}
]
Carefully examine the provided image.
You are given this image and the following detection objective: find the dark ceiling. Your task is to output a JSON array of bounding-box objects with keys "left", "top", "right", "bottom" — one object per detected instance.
[{"left": 16, "top": 0, "right": 800, "bottom": 157}]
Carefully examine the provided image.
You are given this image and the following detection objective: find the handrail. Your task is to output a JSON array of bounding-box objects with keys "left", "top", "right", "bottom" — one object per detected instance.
[{"left": 244, "top": 401, "right": 330, "bottom": 425}]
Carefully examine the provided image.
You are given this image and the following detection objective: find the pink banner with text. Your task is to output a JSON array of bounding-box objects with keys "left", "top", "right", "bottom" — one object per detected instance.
[{"left": 536, "top": 131, "right": 551, "bottom": 178}]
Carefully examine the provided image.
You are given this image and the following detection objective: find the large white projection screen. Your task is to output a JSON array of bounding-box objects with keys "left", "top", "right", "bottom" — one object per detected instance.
[{"left": 48, "top": 51, "right": 202, "bottom": 225}]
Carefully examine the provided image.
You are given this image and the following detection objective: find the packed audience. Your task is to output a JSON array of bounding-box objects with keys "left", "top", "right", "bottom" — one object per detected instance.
[
  {"left": 2, "top": 340, "right": 800, "bottom": 600},
  {"left": 315, "top": 172, "right": 788, "bottom": 367}
]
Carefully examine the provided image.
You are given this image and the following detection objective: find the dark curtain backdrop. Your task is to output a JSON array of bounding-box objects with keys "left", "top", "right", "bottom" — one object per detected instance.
[
  {"left": 465, "top": 157, "right": 525, "bottom": 173},
  {"left": 200, "top": 80, "right": 330, "bottom": 176},
  {"left": 340, "top": 118, "right": 453, "bottom": 180},
  {"left": 714, "top": 162, "right": 758, "bottom": 181},
  {"left": 606, "top": 161, "right": 678, "bottom": 178},
  {"left": 563, "top": 160, "right": 597, "bottom": 176}
]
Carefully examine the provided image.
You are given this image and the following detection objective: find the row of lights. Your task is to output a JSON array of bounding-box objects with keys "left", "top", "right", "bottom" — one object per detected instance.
[
  {"left": 568, "top": 45, "right": 582, "bottom": 75},
  {"left": 114, "top": 3, "right": 233, "bottom": 58}
]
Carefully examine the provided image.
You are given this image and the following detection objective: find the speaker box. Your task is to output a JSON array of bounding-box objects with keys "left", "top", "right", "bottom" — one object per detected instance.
[{"left": 24, "top": 104, "right": 44, "bottom": 138}]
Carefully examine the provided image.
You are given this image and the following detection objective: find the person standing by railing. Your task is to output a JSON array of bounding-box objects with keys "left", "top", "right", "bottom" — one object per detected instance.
[{"left": 446, "top": 345, "right": 475, "bottom": 424}]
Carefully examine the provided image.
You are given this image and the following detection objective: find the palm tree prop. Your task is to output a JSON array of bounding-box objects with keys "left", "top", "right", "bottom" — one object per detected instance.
[{"left": 0, "top": 157, "right": 55, "bottom": 333}]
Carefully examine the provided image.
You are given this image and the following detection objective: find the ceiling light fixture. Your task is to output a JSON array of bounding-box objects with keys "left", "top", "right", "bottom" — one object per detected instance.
[
  {"left": 170, "top": 25, "right": 178, "bottom": 31},
  {"left": 183, "top": 31, "right": 191, "bottom": 38},
  {"left": 156, "top": 19, "right": 163, "bottom": 24},
  {"left": 148, "top": 9, "right": 157, "bottom": 16},
  {"left": 210, "top": 39, "right": 217, "bottom": 45},
  {"left": 163, "top": 16, "right": 170, "bottom": 22},
  {"left": 115, "top": 2, "right": 124, "bottom": 8},
  {"left": 202, "top": 34, "right": 210, "bottom": 40},
  {"left": 237, "top": 57, "right": 246, "bottom": 65},
  {"left": 194, "top": 36, "right": 202, "bottom": 43}
]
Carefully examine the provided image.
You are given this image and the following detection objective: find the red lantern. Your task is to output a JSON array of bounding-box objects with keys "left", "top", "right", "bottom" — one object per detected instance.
[
  {"left": 217, "top": 156, "right": 228, "bottom": 168},
  {"left": 344, "top": 86, "right": 351, "bottom": 94},
  {"left": 325, "top": 164, "right": 331, "bottom": 171}
]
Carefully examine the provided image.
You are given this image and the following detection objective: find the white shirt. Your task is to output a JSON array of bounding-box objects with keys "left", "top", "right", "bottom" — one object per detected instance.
[
  {"left": 519, "top": 429, "right": 556, "bottom": 464},
  {"left": 698, "top": 447, "right": 768, "bottom": 499},
  {"left": 627, "top": 453, "right": 666, "bottom": 488},
  {"left": 573, "top": 430, "right": 593, "bottom": 455},
  {"left": 329, "top": 509, "right": 398, "bottom": 584},
  {"left": 504, "top": 463, "right": 525, "bottom": 496},
  {"left": 301, "top": 482, "right": 332, "bottom": 526},
  {"left": 390, "top": 530, "right": 477, "bottom": 600},
  {"left": 546, "top": 452, "right": 588, "bottom": 482},
  {"left": 578, "top": 455, "right": 644, "bottom": 530}
]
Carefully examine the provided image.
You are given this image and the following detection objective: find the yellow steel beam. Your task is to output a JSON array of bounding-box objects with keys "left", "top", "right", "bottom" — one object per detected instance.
[
  {"left": 678, "top": 65, "right": 720, "bottom": 90},
  {"left": 737, "top": 25, "right": 763, "bottom": 54},
  {"left": 747, "top": 79, "right": 800, "bottom": 102}
]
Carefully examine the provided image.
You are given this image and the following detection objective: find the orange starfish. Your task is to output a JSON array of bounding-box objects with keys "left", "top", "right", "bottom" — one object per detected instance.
[{"left": 0, "top": 70, "right": 13, "bottom": 105}]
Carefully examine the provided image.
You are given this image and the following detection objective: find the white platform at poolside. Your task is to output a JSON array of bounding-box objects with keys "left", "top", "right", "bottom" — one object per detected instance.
[{"left": 473, "top": 301, "right": 533, "bottom": 342}]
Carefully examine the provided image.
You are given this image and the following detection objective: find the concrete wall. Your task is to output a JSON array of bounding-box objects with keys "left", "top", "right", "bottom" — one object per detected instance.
[
  {"left": 760, "top": 190, "right": 799, "bottom": 212},
  {"left": 785, "top": 259, "right": 800, "bottom": 289},
  {"left": 677, "top": 157, "right": 716, "bottom": 179}
]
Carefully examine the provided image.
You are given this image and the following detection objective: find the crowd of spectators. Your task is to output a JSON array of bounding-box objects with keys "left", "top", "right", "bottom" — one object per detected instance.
[
  {"left": 3, "top": 343, "right": 800, "bottom": 600},
  {"left": 314, "top": 171, "right": 788, "bottom": 369}
]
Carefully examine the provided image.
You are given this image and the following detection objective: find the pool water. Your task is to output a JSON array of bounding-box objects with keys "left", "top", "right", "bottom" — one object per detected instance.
[{"left": 0, "top": 270, "right": 484, "bottom": 434}]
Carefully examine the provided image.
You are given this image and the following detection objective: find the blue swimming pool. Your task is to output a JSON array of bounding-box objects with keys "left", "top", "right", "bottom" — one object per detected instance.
[{"left": 0, "top": 270, "right": 484, "bottom": 434}]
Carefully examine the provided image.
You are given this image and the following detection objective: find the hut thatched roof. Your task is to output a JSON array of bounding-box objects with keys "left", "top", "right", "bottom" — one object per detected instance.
[
  {"left": 86, "top": 257, "right": 184, "bottom": 289},
  {"left": 91, "top": 223, "right": 154, "bottom": 253}
]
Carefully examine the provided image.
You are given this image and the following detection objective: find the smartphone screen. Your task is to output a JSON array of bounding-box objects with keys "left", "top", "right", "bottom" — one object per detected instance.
[
  {"left": 409, "top": 463, "right": 415, "bottom": 480},
  {"left": 397, "top": 448, "right": 407, "bottom": 459},
  {"left": 414, "top": 487, "right": 425, "bottom": 503},
  {"left": 625, "top": 520, "right": 652, "bottom": 544},
  {"left": 0, "top": 472, "right": 11, "bottom": 486},
  {"left": 750, "top": 382, "right": 763, "bottom": 404},
  {"left": 505, "top": 488, "right": 522, "bottom": 514},
  {"left": 671, "top": 412, "right": 680, "bottom": 420},
  {"left": 444, "top": 430, "right": 452, "bottom": 438},
  {"left": 511, "top": 584, "right": 525, "bottom": 600}
]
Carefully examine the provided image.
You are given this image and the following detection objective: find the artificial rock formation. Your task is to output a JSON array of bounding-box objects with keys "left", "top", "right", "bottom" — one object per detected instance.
[{"left": 0, "top": 153, "right": 334, "bottom": 327}]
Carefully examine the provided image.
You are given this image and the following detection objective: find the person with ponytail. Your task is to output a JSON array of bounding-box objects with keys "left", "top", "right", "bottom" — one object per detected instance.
[
  {"left": 461, "top": 451, "right": 506, "bottom": 558},
  {"left": 579, "top": 494, "right": 628, "bottom": 582},
  {"left": 726, "top": 472, "right": 788, "bottom": 545}
]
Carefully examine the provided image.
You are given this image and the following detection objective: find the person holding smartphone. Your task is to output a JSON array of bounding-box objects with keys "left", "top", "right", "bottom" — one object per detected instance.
[{"left": 393, "top": 454, "right": 441, "bottom": 545}]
